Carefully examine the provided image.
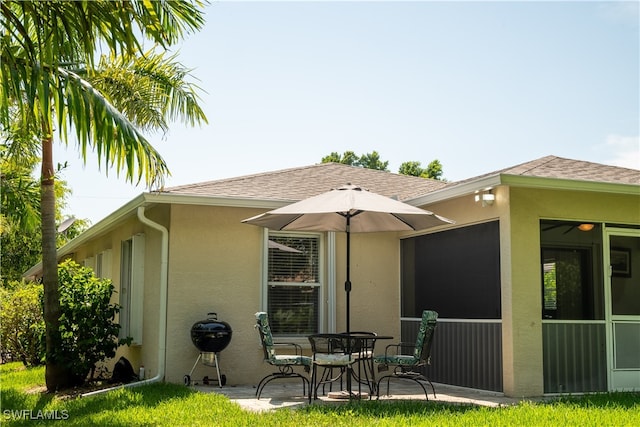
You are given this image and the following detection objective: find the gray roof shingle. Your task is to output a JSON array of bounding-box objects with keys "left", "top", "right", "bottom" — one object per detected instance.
[
  {"left": 163, "top": 162, "right": 448, "bottom": 202},
  {"left": 162, "top": 156, "right": 639, "bottom": 202},
  {"left": 446, "top": 155, "right": 640, "bottom": 188}
]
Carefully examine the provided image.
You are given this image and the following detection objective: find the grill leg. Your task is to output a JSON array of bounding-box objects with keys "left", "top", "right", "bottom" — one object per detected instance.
[
  {"left": 189, "top": 354, "right": 202, "bottom": 377},
  {"left": 214, "top": 353, "right": 223, "bottom": 388}
]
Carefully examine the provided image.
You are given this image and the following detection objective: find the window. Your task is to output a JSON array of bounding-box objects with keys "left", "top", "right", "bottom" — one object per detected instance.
[
  {"left": 96, "top": 249, "right": 112, "bottom": 279},
  {"left": 82, "top": 250, "right": 111, "bottom": 278},
  {"left": 83, "top": 256, "right": 95, "bottom": 271},
  {"left": 120, "top": 234, "right": 145, "bottom": 344},
  {"left": 267, "top": 233, "right": 321, "bottom": 336}
]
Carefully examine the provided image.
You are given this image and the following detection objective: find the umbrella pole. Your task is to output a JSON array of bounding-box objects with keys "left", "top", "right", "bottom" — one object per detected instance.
[
  {"left": 345, "top": 215, "right": 352, "bottom": 398},
  {"left": 345, "top": 215, "right": 351, "bottom": 335}
]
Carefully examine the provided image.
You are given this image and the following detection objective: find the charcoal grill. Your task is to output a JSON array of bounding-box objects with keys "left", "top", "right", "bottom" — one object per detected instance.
[{"left": 184, "top": 312, "right": 232, "bottom": 387}]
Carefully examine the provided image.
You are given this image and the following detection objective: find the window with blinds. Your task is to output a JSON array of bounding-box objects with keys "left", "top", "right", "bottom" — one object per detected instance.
[{"left": 267, "top": 233, "right": 320, "bottom": 336}]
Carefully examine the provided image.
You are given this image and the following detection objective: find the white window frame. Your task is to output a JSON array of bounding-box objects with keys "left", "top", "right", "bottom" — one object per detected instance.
[
  {"left": 120, "top": 234, "right": 145, "bottom": 345},
  {"left": 96, "top": 249, "right": 112, "bottom": 279},
  {"left": 262, "top": 230, "right": 325, "bottom": 338},
  {"left": 83, "top": 256, "right": 95, "bottom": 271}
]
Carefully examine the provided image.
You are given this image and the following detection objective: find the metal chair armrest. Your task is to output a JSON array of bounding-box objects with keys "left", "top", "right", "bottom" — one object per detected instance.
[
  {"left": 384, "top": 342, "right": 414, "bottom": 357},
  {"left": 273, "top": 342, "right": 303, "bottom": 356}
]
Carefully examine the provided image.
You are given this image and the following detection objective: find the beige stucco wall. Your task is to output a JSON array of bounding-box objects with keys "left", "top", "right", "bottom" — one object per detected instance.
[
  {"left": 416, "top": 185, "right": 639, "bottom": 397},
  {"left": 164, "top": 204, "right": 262, "bottom": 385},
  {"left": 506, "top": 187, "right": 639, "bottom": 397},
  {"left": 163, "top": 203, "right": 402, "bottom": 386},
  {"left": 69, "top": 207, "right": 168, "bottom": 378},
  {"left": 334, "top": 231, "right": 402, "bottom": 337}
]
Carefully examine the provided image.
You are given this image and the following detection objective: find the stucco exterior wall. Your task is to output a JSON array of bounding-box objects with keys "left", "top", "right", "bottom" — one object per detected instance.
[
  {"left": 414, "top": 185, "right": 639, "bottom": 397},
  {"left": 334, "top": 231, "right": 402, "bottom": 337},
  {"left": 506, "top": 187, "right": 639, "bottom": 397},
  {"left": 165, "top": 204, "right": 263, "bottom": 385},
  {"left": 69, "top": 209, "right": 165, "bottom": 377},
  {"left": 163, "top": 203, "right": 403, "bottom": 386}
]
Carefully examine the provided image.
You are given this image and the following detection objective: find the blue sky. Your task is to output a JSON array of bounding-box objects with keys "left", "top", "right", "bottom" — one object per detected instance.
[{"left": 57, "top": 1, "right": 639, "bottom": 224}]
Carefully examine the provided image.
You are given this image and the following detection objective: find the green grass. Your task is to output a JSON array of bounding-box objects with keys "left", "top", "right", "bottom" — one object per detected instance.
[{"left": 1, "top": 362, "right": 639, "bottom": 426}]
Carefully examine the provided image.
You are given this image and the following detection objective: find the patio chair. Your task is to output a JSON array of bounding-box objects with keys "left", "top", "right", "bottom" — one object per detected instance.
[
  {"left": 307, "top": 333, "right": 357, "bottom": 403},
  {"left": 373, "top": 310, "right": 438, "bottom": 400},
  {"left": 254, "top": 312, "right": 311, "bottom": 399}
]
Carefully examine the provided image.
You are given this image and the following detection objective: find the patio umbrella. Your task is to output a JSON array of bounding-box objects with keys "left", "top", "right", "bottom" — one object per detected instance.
[{"left": 242, "top": 184, "right": 454, "bottom": 334}]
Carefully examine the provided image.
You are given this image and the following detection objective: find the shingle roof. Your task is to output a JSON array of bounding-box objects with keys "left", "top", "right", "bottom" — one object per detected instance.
[
  {"left": 162, "top": 162, "right": 448, "bottom": 202},
  {"left": 162, "top": 156, "right": 639, "bottom": 203},
  {"left": 447, "top": 155, "right": 640, "bottom": 187}
]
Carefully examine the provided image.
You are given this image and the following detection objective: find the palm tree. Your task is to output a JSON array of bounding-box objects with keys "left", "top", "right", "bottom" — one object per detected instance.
[{"left": 0, "top": 0, "right": 207, "bottom": 390}]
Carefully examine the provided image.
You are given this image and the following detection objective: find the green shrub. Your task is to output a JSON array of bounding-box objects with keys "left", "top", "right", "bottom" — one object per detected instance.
[
  {"left": 0, "top": 280, "right": 45, "bottom": 366},
  {"left": 55, "top": 259, "right": 130, "bottom": 385}
]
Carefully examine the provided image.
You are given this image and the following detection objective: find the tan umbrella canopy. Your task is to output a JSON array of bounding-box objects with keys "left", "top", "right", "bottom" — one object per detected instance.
[{"left": 242, "top": 184, "right": 454, "bottom": 333}]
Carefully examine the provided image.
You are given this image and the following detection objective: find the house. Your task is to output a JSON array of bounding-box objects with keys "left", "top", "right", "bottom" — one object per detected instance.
[{"left": 25, "top": 155, "right": 640, "bottom": 397}]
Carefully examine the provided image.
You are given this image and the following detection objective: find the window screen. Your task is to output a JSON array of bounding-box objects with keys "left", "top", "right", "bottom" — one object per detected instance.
[
  {"left": 540, "top": 220, "right": 603, "bottom": 320},
  {"left": 541, "top": 248, "right": 595, "bottom": 320},
  {"left": 401, "top": 221, "right": 501, "bottom": 319},
  {"left": 267, "top": 234, "right": 320, "bottom": 335}
]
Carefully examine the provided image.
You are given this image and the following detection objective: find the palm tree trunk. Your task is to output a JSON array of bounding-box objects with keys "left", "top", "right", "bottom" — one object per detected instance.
[{"left": 41, "top": 132, "right": 71, "bottom": 391}]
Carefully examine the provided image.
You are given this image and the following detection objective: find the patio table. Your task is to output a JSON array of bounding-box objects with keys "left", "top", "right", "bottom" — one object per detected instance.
[{"left": 308, "top": 333, "right": 393, "bottom": 400}]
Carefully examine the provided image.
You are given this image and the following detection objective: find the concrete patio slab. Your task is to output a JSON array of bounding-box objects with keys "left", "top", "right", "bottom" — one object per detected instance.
[{"left": 194, "top": 380, "right": 521, "bottom": 412}]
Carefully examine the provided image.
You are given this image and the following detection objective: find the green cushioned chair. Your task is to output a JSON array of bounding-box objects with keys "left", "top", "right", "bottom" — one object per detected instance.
[
  {"left": 254, "top": 312, "right": 311, "bottom": 399},
  {"left": 373, "top": 310, "right": 438, "bottom": 399}
]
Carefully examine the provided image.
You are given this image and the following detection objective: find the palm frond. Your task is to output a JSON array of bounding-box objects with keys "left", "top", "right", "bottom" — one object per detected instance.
[
  {"left": 90, "top": 50, "right": 207, "bottom": 133},
  {"left": 1, "top": 0, "right": 208, "bottom": 190},
  {"left": 0, "top": 150, "right": 41, "bottom": 232},
  {"left": 57, "top": 66, "right": 170, "bottom": 188}
]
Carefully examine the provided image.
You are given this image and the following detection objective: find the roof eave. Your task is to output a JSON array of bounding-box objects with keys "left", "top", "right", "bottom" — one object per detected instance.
[
  {"left": 22, "top": 192, "right": 293, "bottom": 279},
  {"left": 499, "top": 174, "right": 640, "bottom": 194},
  {"left": 408, "top": 174, "right": 640, "bottom": 207},
  {"left": 408, "top": 175, "right": 502, "bottom": 206},
  {"left": 144, "top": 192, "right": 295, "bottom": 209},
  {"left": 23, "top": 194, "right": 148, "bottom": 279}
]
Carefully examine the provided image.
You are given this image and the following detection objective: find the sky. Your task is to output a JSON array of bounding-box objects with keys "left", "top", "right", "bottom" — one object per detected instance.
[{"left": 56, "top": 0, "right": 640, "bottom": 224}]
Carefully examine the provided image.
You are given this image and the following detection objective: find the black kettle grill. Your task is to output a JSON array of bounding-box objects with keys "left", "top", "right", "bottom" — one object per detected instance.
[{"left": 184, "top": 313, "right": 232, "bottom": 387}]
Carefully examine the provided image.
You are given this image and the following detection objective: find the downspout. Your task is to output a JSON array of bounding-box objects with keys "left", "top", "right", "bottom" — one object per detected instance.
[{"left": 83, "top": 206, "right": 168, "bottom": 397}]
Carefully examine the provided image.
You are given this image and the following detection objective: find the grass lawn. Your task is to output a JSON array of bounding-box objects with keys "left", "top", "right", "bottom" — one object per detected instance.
[{"left": 1, "top": 362, "right": 639, "bottom": 426}]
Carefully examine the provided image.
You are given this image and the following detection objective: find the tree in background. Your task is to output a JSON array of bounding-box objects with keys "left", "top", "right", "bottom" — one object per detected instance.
[
  {"left": 321, "top": 150, "right": 389, "bottom": 171},
  {"left": 322, "top": 151, "right": 445, "bottom": 180},
  {"left": 358, "top": 151, "right": 389, "bottom": 171},
  {"left": 0, "top": 281, "right": 44, "bottom": 366},
  {"left": 425, "top": 159, "right": 444, "bottom": 181},
  {"left": 0, "top": 145, "right": 42, "bottom": 281},
  {"left": 399, "top": 159, "right": 444, "bottom": 180},
  {"left": 1, "top": 0, "right": 207, "bottom": 391},
  {"left": 0, "top": 140, "right": 86, "bottom": 283},
  {"left": 321, "top": 151, "right": 360, "bottom": 166}
]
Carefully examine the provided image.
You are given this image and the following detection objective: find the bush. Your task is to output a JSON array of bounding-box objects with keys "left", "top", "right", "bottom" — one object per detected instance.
[
  {"left": 55, "top": 259, "right": 130, "bottom": 385},
  {"left": 0, "top": 281, "right": 45, "bottom": 366},
  {"left": 0, "top": 262, "right": 129, "bottom": 386}
]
